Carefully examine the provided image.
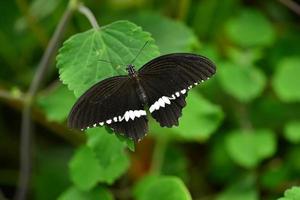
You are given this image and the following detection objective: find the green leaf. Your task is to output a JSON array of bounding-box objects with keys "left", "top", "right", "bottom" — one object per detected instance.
[
  {"left": 69, "top": 146, "right": 103, "bottom": 190},
  {"left": 278, "top": 186, "right": 300, "bottom": 200},
  {"left": 57, "top": 20, "right": 160, "bottom": 97},
  {"left": 134, "top": 176, "right": 192, "bottom": 200},
  {"left": 150, "top": 91, "right": 224, "bottom": 141},
  {"left": 192, "top": 0, "right": 239, "bottom": 39},
  {"left": 58, "top": 186, "right": 113, "bottom": 200},
  {"left": 225, "top": 129, "right": 277, "bottom": 168},
  {"left": 218, "top": 62, "right": 266, "bottom": 102},
  {"left": 86, "top": 128, "right": 129, "bottom": 167},
  {"left": 284, "top": 121, "right": 300, "bottom": 144},
  {"left": 30, "top": 0, "right": 62, "bottom": 20},
  {"left": 226, "top": 9, "right": 275, "bottom": 47},
  {"left": 115, "top": 134, "right": 135, "bottom": 151},
  {"left": 272, "top": 57, "right": 300, "bottom": 102},
  {"left": 130, "top": 12, "right": 199, "bottom": 54},
  {"left": 37, "top": 84, "right": 76, "bottom": 122},
  {"left": 69, "top": 144, "right": 129, "bottom": 190}
]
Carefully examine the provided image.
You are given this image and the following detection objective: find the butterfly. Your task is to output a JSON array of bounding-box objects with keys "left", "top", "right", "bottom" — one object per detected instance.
[{"left": 68, "top": 53, "right": 216, "bottom": 142}]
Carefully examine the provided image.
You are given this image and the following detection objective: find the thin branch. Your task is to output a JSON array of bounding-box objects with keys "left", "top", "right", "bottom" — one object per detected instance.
[
  {"left": 78, "top": 4, "right": 100, "bottom": 29},
  {"left": 278, "top": 0, "right": 300, "bottom": 16},
  {"left": 14, "top": 3, "right": 76, "bottom": 200},
  {"left": 150, "top": 137, "right": 168, "bottom": 175},
  {"left": 0, "top": 89, "right": 24, "bottom": 102}
]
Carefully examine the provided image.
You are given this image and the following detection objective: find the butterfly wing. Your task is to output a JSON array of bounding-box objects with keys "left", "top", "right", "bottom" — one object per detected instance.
[
  {"left": 138, "top": 53, "right": 216, "bottom": 127},
  {"left": 68, "top": 76, "right": 148, "bottom": 141}
]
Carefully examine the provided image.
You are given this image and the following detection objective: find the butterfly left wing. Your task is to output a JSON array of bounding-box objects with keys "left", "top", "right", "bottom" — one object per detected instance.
[
  {"left": 138, "top": 53, "right": 216, "bottom": 127},
  {"left": 68, "top": 76, "right": 148, "bottom": 141}
]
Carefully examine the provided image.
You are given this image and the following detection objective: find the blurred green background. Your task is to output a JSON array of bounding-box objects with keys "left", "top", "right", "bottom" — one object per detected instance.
[{"left": 1, "top": 0, "right": 300, "bottom": 199}]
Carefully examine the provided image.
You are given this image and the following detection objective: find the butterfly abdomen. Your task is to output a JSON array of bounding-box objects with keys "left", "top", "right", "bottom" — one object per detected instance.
[{"left": 135, "top": 78, "right": 148, "bottom": 106}]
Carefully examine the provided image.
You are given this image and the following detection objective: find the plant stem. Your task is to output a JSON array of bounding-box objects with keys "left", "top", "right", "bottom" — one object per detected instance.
[
  {"left": 150, "top": 137, "right": 168, "bottom": 175},
  {"left": 78, "top": 4, "right": 100, "bottom": 29},
  {"left": 177, "top": 0, "right": 190, "bottom": 20},
  {"left": 278, "top": 0, "right": 300, "bottom": 15},
  {"left": 14, "top": 2, "right": 76, "bottom": 200}
]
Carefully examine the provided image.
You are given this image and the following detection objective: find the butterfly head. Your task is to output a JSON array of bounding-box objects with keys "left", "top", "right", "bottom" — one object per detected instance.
[{"left": 126, "top": 64, "right": 136, "bottom": 76}]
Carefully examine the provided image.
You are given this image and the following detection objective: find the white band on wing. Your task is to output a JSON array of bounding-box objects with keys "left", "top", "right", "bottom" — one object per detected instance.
[
  {"left": 82, "top": 109, "right": 147, "bottom": 131},
  {"left": 149, "top": 82, "right": 198, "bottom": 113}
]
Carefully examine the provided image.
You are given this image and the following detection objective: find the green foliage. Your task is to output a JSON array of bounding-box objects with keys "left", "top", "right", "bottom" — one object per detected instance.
[
  {"left": 130, "top": 12, "right": 199, "bottom": 54},
  {"left": 134, "top": 176, "right": 192, "bottom": 200},
  {"left": 57, "top": 20, "right": 160, "bottom": 97},
  {"left": 69, "top": 129, "right": 130, "bottom": 191},
  {"left": 225, "top": 9, "right": 275, "bottom": 47},
  {"left": 218, "top": 62, "right": 266, "bottom": 102},
  {"left": 284, "top": 121, "right": 300, "bottom": 143},
  {"left": 58, "top": 186, "right": 113, "bottom": 200},
  {"left": 217, "top": 177, "right": 258, "bottom": 200},
  {"left": 1, "top": 1, "right": 299, "bottom": 200},
  {"left": 37, "top": 84, "right": 76, "bottom": 122},
  {"left": 150, "top": 91, "right": 223, "bottom": 141},
  {"left": 272, "top": 57, "right": 300, "bottom": 102},
  {"left": 278, "top": 186, "right": 300, "bottom": 200},
  {"left": 225, "top": 129, "right": 276, "bottom": 168}
]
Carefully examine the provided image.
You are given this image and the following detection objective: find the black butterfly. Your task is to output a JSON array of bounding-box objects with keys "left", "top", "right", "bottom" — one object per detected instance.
[{"left": 68, "top": 53, "right": 216, "bottom": 142}]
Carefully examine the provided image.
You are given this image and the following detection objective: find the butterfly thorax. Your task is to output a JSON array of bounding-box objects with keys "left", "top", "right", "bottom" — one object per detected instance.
[{"left": 126, "top": 64, "right": 137, "bottom": 77}]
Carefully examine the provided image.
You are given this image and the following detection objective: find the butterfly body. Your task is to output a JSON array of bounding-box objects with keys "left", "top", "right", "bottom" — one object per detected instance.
[{"left": 68, "top": 53, "right": 216, "bottom": 142}]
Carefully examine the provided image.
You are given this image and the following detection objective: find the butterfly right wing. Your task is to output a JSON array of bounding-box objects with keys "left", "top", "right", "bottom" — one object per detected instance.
[
  {"left": 138, "top": 53, "right": 216, "bottom": 127},
  {"left": 68, "top": 76, "right": 148, "bottom": 141}
]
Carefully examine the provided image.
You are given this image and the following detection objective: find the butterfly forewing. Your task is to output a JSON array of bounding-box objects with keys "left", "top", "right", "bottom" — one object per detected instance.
[
  {"left": 68, "top": 76, "right": 148, "bottom": 141},
  {"left": 138, "top": 53, "right": 216, "bottom": 127}
]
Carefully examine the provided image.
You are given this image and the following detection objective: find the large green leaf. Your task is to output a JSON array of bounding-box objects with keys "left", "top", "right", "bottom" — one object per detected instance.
[
  {"left": 58, "top": 186, "right": 113, "bottom": 200},
  {"left": 218, "top": 62, "right": 266, "bottom": 102},
  {"left": 130, "top": 12, "right": 199, "bottom": 54},
  {"left": 225, "top": 9, "right": 275, "bottom": 47},
  {"left": 272, "top": 57, "right": 300, "bottom": 102},
  {"left": 134, "top": 176, "right": 192, "bottom": 200},
  {"left": 225, "top": 129, "right": 277, "bottom": 168},
  {"left": 57, "top": 20, "right": 160, "bottom": 97},
  {"left": 86, "top": 128, "right": 128, "bottom": 167},
  {"left": 278, "top": 186, "right": 300, "bottom": 200},
  {"left": 69, "top": 145, "right": 129, "bottom": 190},
  {"left": 69, "top": 146, "right": 103, "bottom": 191},
  {"left": 37, "top": 84, "right": 76, "bottom": 122},
  {"left": 150, "top": 91, "right": 224, "bottom": 141}
]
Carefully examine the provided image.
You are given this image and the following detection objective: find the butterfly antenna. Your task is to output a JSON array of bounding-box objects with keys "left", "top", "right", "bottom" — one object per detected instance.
[{"left": 130, "top": 41, "right": 149, "bottom": 64}]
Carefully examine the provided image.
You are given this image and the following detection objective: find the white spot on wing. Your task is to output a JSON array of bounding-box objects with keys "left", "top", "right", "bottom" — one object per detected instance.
[
  {"left": 106, "top": 119, "right": 112, "bottom": 124},
  {"left": 113, "top": 117, "right": 118, "bottom": 122},
  {"left": 124, "top": 111, "right": 130, "bottom": 121},
  {"left": 181, "top": 89, "right": 186, "bottom": 94},
  {"left": 162, "top": 96, "right": 170, "bottom": 104},
  {"left": 99, "top": 122, "right": 104, "bottom": 126},
  {"left": 158, "top": 98, "right": 165, "bottom": 108}
]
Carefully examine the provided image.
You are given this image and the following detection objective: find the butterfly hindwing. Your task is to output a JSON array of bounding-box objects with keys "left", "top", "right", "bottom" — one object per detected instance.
[
  {"left": 68, "top": 76, "right": 148, "bottom": 141},
  {"left": 139, "top": 53, "right": 216, "bottom": 127}
]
